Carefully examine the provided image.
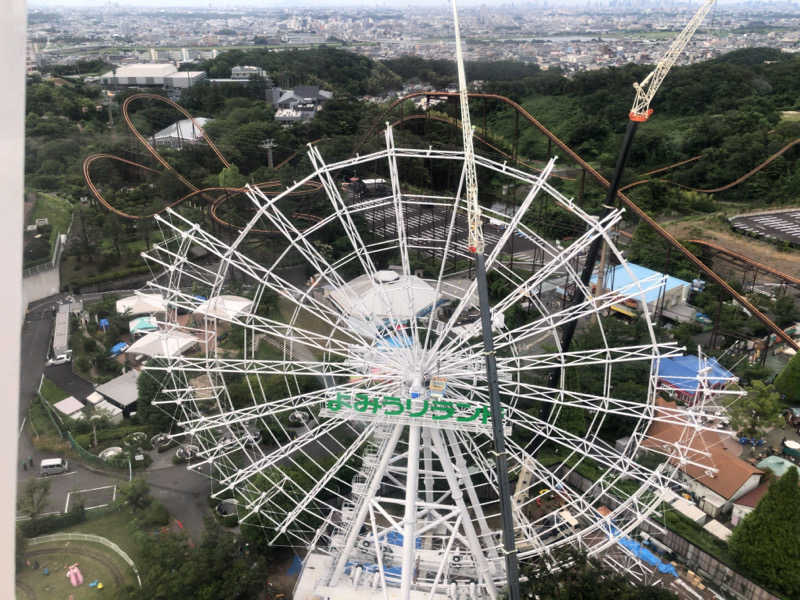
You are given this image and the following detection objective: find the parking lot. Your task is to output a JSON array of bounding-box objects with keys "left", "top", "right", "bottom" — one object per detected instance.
[
  {"left": 64, "top": 484, "right": 117, "bottom": 512},
  {"left": 730, "top": 209, "right": 800, "bottom": 245}
]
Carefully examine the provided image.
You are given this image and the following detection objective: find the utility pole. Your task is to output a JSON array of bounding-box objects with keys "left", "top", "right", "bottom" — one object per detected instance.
[{"left": 260, "top": 138, "right": 276, "bottom": 169}]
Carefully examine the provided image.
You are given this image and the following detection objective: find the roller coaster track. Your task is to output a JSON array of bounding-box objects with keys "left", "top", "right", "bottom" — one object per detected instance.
[
  {"left": 620, "top": 137, "right": 800, "bottom": 194},
  {"left": 385, "top": 113, "right": 575, "bottom": 180},
  {"left": 83, "top": 90, "right": 798, "bottom": 349},
  {"left": 82, "top": 93, "right": 321, "bottom": 233},
  {"left": 358, "top": 91, "right": 799, "bottom": 350},
  {"left": 687, "top": 239, "right": 800, "bottom": 287}
]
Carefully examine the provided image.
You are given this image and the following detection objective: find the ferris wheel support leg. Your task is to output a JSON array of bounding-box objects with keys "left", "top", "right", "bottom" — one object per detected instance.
[
  {"left": 430, "top": 429, "right": 499, "bottom": 600},
  {"left": 474, "top": 251, "right": 521, "bottom": 600},
  {"left": 400, "top": 424, "right": 421, "bottom": 600},
  {"left": 422, "top": 428, "right": 436, "bottom": 549},
  {"left": 329, "top": 424, "right": 404, "bottom": 587},
  {"left": 443, "top": 429, "right": 499, "bottom": 562}
]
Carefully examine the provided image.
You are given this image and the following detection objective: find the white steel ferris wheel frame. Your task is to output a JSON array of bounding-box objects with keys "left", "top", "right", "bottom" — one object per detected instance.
[{"left": 141, "top": 128, "right": 728, "bottom": 599}]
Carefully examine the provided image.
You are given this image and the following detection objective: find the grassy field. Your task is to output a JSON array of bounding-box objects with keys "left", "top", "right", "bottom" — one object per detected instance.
[
  {"left": 29, "top": 191, "right": 73, "bottom": 247},
  {"left": 17, "top": 540, "right": 136, "bottom": 599},
  {"left": 39, "top": 377, "right": 70, "bottom": 405},
  {"left": 60, "top": 509, "right": 141, "bottom": 561}
]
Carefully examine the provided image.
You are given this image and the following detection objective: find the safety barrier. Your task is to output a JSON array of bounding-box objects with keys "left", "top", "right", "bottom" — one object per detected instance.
[{"left": 28, "top": 531, "right": 142, "bottom": 587}]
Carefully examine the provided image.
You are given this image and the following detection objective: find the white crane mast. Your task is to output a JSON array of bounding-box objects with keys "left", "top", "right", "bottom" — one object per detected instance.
[
  {"left": 451, "top": 0, "right": 484, "bottom": 254},
  {"left": 630, "top": 0, "right": 716, "bottom": 121}
]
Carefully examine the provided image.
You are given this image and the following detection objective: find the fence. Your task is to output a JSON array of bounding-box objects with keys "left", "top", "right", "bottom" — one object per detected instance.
[
  {"left": 23, "top": 212, "right": 73, "bottom": 278},
  {"left": 28, "top": 532, "right": 142, "bottom": 588},
  {"left": 65, "top": 430, "right": 122, "bottom": 471},
  {"left": 562, "top": 469, "right": 783, "bottom": 600},
  {"left": 36, "top": 374, "right": 64, "bottom": 439}
]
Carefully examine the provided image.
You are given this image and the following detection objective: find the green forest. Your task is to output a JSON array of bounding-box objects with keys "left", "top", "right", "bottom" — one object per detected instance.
[{"left": 23, "top": 46, "right": 800, "bottom": 296}]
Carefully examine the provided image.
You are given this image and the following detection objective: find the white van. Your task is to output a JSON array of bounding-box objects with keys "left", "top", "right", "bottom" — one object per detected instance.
[{"left": 39, "top": 458, "right": 68, "bottom": 476}]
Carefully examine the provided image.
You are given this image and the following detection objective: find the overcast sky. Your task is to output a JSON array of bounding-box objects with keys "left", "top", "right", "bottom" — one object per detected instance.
[{"left": 28, "top": 0, "right": 800, "bottom": 8}]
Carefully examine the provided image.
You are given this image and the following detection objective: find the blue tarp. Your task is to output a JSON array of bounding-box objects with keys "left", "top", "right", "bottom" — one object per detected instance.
[
  {"left": 375, "top": 332, "right": 412, "bottom": 349},
  {"left": 382, "top": 531, "right": 422, "bottom": 548},
  {"left": 658, "top": 354, "right": 733, "bottom": 393},
  {"left": 618, "top": 536, "right": 678, "bottom": 577},
  {"left": 287, "top": 554, "right": 302, "bottom": 576},
  {"left": 109, "top": 342, "right": 128, "bottom": 356},
  {"left": 99, "top": 318, "right": 110, "bottom": 330}
]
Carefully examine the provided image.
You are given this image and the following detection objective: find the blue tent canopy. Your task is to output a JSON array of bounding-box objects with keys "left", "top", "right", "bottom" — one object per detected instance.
[
  {"left": 658, "top": 355, "right": 734, "bottom": 393},
  {"left": 109, "top": 342, "right": 129, "bottom": 356}
]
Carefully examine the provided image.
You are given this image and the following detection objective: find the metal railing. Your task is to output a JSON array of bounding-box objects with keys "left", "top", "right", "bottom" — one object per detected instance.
[{"left": 23, "top": 212, "right": 73, "bottom": 278}]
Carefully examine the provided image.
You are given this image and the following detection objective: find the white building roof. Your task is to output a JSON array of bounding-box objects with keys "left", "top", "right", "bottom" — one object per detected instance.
[
  {"left": 127, "top": 329, "right": 198, "bottom": 358},
  {"left": 194, "top": 295, "right": 253, "bottom": 320},
  {"left": 53, "top": 308, "right": 70, "bottom": 356},
  {"left": 671, "top": 497, "right": 707, "bottom": 525},
  {"left": 702, "top": 519, "right": 733, "bottom": 542},
  {"left": 95, "top": 399, "right": 123, "bottom": 423},
  {"left": 116, "top": 293, "right": 167, "bottom": 316},
  {"left": 96, "top": 369, "right": 140, "bottom": 407},
  {"left": 101, "top": 63, "right": 178, "bottom": 78},
  {"left": 153, "top": 117, "right": 210, "bottom": 143},
  {"left": 95, "top": 400, "right": 122, "bottom": 415},
  {"left": 329, "top": 271, "right": 438, "bottom": 322},
  {"left": 85, "top": 391, "right": 104, "bottom": 405},
  {"left": 54, "top": 396, "right": 84, "bottom": 416}
]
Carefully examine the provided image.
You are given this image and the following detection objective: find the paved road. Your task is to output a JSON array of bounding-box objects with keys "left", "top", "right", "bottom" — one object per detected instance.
[
  {"left": 45, "top": 363, "right": 94, "bottom": 400},
  {"left": 18, "top": 299, "right": 57, "bottom": 477},
  {"left": 17, "top": 294, "right": 212, "bottom": 541}
]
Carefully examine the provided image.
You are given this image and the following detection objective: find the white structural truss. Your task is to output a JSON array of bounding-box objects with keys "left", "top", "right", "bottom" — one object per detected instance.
[{"left": 139, "top": 128, "right": 730, "bottom": 598}]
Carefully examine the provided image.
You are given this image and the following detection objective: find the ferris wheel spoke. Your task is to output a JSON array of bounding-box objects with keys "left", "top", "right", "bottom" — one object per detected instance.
[
  {"left": 307, "top": 144, "right": 423, "bottom": 353},
  {"left": 213, "top": 417, "right": 350, "bottom": 492},
  {"left": 502, "top": 379, "right": 720, "bottom": 431},
  {"left": 430, "top": 209, "right": 624, "bottom": 361},
  {"left": 244, "top": 186, "right": 405, "bottom": 351},
  {"left": 173, "top": 378, "right": 399, "bottom": 437},
  {"left": 490, "top": 273, "right": 666, "bottom": 354},
  {"left": 268, "top": 423, "right": 377, "bottom": 544},
  {"left": 439, "top": 342, "right": 681, "bottom": 381},
  {"left": 150, "top": 213, "right": 372, "bottom": 350},
  {"left": 496, "top": 343, "right": 681, "bottom": 373},
  {"left": 160, "top": 356, "right": 374, "bottom": 380},
  {"left": 508, "top": 407, "right": 676, "bottom": 487},
  {"left": 421, "top": 159, "right": 556, "bottom": 362},
  {"left": 384, "top": 129, "right": 426, "bottom": 359}
]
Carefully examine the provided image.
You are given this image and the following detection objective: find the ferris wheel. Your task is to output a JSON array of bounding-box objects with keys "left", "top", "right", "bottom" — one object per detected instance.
[{"left": 138, "top": 125, "right": 728, "bottom": 599}]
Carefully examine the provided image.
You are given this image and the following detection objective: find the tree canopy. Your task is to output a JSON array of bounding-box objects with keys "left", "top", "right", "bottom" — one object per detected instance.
[
  {"left": 126, "top": 517, "right": 265, "bottom": 600},
  {"left": 728, "top": 380, "right": 783, "bottom": 438},
  {"left": 774, "top": 352, "right": 800, "bottom": 404},
  {"left": 515, "top": 548, "right": 678, "bottom": 600},
  {"left": 728, "top": 466, "right": 800, "bottom": 599}
]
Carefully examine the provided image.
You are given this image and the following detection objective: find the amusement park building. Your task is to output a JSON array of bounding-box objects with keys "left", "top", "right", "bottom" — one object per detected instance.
[
  {"left": 99, "top": 63, "right": 206, "bottom": 91},
  {"left": 592, "top": 262, "right": 690, "bottom": 318},
  {"left": 152, "top": 117, "right": 211, "bottom": 149},
  {"left": 644, "top": 397, "right": 763, "bottom": 518}
]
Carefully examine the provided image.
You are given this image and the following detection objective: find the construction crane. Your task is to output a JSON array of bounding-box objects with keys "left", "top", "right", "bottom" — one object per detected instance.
[
  {"left": 553, "top": 0, "right": 718, "bottom": 375},
  {"left": 450, "top": 2, "right": 521, "bottom": 600}
]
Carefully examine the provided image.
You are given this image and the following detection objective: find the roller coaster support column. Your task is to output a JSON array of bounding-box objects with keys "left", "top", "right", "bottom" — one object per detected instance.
[
  {"left": 475, "top": 250, "right": 521, "bottom": 600},
  {"left": 548, "top": 118, "right": 639, "bottom": 386}
]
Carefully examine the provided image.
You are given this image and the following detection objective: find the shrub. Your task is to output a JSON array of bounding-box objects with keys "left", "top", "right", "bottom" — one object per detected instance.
[
  {"left": 137, "top": 501, "right": 170, "bottom": 528},
  {"left": 20, "top": 504, "right": 86, "bottom": 538}
]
